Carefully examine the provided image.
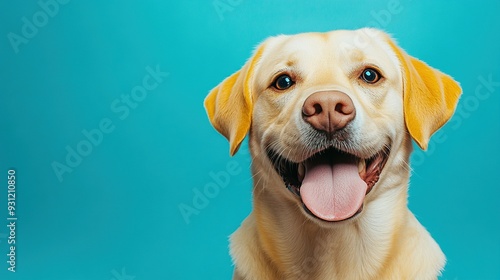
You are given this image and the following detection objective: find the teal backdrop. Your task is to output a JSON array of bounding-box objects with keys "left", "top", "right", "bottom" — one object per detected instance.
[{"left": 1, "top": 1, "right": 499, "bottom": 279}]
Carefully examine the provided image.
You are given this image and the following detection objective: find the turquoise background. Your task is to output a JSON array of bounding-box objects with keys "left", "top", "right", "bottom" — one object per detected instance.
[{"left": 1, "top": 1, "right": 499, "bottom": 279}]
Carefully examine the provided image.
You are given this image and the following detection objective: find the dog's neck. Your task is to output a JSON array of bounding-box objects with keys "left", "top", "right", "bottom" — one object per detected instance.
[{"left": 252, "top": 176, "right": 409, "bottom": 278}]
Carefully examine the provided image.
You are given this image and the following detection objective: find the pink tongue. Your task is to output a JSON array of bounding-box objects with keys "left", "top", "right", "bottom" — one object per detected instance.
[{"left": 300, "top": 155, "right": 367, "bottom": 221}]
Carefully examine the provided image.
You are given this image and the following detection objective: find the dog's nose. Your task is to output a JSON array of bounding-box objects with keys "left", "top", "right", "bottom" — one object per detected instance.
[{"left": 302, "top": 90, "right": 355, "bottom": 133}]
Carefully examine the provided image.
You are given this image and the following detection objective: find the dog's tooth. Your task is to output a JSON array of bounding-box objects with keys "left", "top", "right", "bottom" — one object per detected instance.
[
  {"left": 298, "top": 163, "right": 305, "bottom": 181},
  {"left": 358, "top": 159, "right": 366, "bottom": 173}
]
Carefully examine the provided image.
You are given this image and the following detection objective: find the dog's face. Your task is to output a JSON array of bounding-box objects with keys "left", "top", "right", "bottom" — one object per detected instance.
[{"left": 205, "top": 29, "right": 461, "bottom": 225}]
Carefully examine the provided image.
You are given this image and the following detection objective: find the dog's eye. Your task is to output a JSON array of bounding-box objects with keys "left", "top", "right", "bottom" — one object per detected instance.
[
  {"left": 273, "top": 74, "right": 295, "bottom": 90},
  {"left": 360, "top": 68, "right": 382, "bottom": 84}
]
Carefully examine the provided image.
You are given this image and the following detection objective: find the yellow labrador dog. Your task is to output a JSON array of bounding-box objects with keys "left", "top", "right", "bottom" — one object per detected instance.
[{"left": 204, "top": 28, "right": 461, "bottom": 280}]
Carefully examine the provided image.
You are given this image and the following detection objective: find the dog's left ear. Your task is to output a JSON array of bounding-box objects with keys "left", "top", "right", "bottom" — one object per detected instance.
[
  {"left": 204, "top": 45, "right": 265, "bottom": 156},
  {"left": 387, "top": 39, "right": 462, "bottom": 150}
]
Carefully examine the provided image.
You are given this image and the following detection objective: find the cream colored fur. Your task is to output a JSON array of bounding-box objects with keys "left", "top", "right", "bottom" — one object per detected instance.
[{"left": 205, "top": 28, "right": 461, "bottom": 280}]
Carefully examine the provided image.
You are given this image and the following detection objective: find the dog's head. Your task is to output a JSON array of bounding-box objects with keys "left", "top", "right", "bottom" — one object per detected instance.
[{"left": 205, "top": 28, "right": 461, "bottom": 224}]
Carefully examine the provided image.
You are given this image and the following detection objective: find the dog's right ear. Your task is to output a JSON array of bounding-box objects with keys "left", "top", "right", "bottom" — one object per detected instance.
[{"left": 204, "top": 45, "right": 265, "bottom": 156}]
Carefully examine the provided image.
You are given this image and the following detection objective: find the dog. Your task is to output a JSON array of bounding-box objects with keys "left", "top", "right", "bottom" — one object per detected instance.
[{"left": 204, "top": 28, "right": 461, "bottom": 280}]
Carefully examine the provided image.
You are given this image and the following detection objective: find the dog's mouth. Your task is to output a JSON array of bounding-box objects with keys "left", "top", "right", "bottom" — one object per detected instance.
[{"left": 267, "top": 145, "right": 390, "bottom": 222}]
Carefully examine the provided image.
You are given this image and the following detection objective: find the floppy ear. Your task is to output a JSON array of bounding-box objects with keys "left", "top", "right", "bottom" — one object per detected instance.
[
  {"left": 387, "top": 39, "right": 462, "bottom": 150},
  {"left": 204, "top": 45, "right": 265, "bottom": 156}
]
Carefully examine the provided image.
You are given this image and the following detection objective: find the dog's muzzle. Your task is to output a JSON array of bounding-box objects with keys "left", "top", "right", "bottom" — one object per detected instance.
[{"left": 266, "top": 90, "right": 390, "bottom": 222}]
